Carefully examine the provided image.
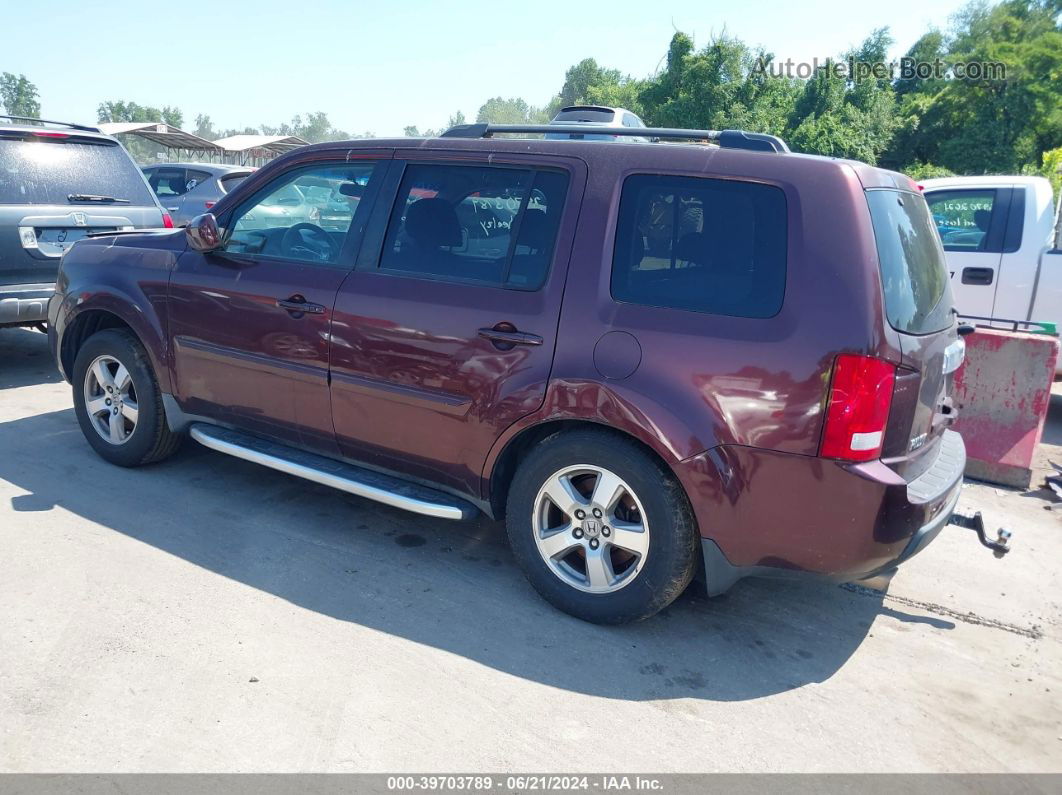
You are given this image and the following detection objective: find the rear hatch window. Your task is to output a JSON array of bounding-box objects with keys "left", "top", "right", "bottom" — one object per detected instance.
[
  {"left": 0, "top": 137, "right": 155, "bottom": 206},
  {"left": 552, "top": 107, "right": 616, "bottom": 123},
  {"left": 866, "top": 189, "right": 953, "bottom": 335}
]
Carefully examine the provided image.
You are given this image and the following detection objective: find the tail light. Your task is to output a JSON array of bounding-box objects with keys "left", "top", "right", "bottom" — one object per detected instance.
[
  {"left": 161, "top": 212, "right": 174, "bottom": 228},
  {"left": 204, "top": 201, "right": 215, "bottom": 209},
  {"left": 820, "top": 354, "right": 896, "bottom": 462}
]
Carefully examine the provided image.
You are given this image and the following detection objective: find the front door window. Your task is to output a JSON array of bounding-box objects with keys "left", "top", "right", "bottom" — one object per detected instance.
[{"left": 225, "top": 165, "right": 372, "bottom": 265}]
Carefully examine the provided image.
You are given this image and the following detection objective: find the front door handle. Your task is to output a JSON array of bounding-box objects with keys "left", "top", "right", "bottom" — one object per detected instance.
[
  {"left": 277, "top": 295, "right": 326, "bottom": 315},
  {"left": 962, "top": 267, "right": 994, "bottom": 285},
  {"left": 478, "top": 326, "right": 543, "bottom": 350}
]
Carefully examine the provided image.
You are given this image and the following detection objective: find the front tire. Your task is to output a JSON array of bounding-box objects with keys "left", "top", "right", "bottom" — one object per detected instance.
[
  {"left": 506, "top": 429, "right": 698, "bottom": 624},
  {"left": 72, "top": 329, "right": 181, "bottom": 467}
]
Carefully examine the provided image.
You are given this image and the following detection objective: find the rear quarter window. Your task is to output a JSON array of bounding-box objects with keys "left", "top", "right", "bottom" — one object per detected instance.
[
  {"left": 218, "top": 173, "right": 250, "bottom": 194},
  {"left": 611, "top": 174, "right": 787, "bottom": 318},
  {"left": 867, "top": 189, "right": 953, "bottom": 335}
]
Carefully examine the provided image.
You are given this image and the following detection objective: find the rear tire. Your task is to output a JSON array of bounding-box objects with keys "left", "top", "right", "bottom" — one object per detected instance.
[
  {"left": 506, "top": 429, "right": 698, "bottom": 624},
  {"left": 72, "top": 329, "right": 181, "bottom": 467}
]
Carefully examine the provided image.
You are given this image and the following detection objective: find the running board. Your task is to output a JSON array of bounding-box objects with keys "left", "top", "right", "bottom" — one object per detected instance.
[{"left": 189, "top": 423, "right": 476, "bottom": 521}]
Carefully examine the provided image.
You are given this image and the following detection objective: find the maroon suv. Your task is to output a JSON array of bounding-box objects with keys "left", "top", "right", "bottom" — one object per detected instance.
[{"left": 48, "top": 124, "right": 966, "bottom": 623}]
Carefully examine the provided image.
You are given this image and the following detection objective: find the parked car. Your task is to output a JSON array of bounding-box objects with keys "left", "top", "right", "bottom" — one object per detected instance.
[
  {"left": 49, "top": 126, "right": 967, "bottom": 624},
  {"left": 921, "top": 175, "right": 1062, "bottom": 369},
  {"left": 143, "top": 163, "right": 254, "bottom": 227},
  {"left": 0, "top": 115, "right": 170, "bottom": 330},
  {"left": 544, "top": 105, "right": 649, "bottom": 141}
]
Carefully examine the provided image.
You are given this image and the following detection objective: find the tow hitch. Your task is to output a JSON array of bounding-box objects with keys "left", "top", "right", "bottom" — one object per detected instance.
[{"left": 949, "top": 511, "right": 1012, "bottom": 558}]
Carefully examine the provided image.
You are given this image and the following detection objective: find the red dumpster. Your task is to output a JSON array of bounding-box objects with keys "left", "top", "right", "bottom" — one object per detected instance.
[{"left": 951, "top": 327, "right": 1059, "bottom": 489}]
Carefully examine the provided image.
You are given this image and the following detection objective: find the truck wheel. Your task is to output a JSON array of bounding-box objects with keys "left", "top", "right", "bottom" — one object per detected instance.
[
  {"left": 72, "top": 329, "right": 181, "bottom": 467},
  {"left": 506, "top": 429, "right": 698, "bottom": 624}
]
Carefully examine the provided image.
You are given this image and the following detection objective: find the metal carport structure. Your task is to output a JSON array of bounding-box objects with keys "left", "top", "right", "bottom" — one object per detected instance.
[
  {"left": 211, "top": 135, "right": 310, "bottom": 166},
  {"left": 98, "top": 122, "right": 222, "bottom": 161}
]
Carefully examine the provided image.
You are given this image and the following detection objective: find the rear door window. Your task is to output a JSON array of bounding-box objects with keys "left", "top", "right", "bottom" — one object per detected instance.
[
  {"left": 0, "top": 137, "right": 155, "bottom": 206},
  {"left": 925, "top": 189, "right": 1000, "bottom": 252},
  {"left": 867, "top": 189, "right": 953, "bottom": 334},
  {"left": 377, "top": 163, "right": 569, "bottom": 290},
  {"left": 185, "top": 169, "right": 212, "bottom": 192},
  {"left": 150, "top": 168, "right": 190, "bottom": 197},
  {"left": 611, "top": 174, "right": 787, "bottom": 318}
]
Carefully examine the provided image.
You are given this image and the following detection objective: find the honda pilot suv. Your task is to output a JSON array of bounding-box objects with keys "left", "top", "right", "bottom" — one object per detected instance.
[
  {"left": 48, "top": 124, "right": 967, "bottom": 624},
  {"left": 0, "top": 116, "right": 171, "bottom": 330}
]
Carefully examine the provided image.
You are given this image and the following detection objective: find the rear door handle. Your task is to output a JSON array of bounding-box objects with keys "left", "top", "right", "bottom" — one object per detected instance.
[
  {"left": 478, "top": 327, "right": 543, "bottom": 349},
  {"left": 277, "top": 296, "right": 326, "bottom": 315},
  {"left": 961, "top": 267, "right": 994, "bottom": 286}
]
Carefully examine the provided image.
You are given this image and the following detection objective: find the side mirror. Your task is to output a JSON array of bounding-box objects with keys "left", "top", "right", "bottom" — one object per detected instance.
[{"left": 186, "top": 213, "right": 222, "bottom": 251}]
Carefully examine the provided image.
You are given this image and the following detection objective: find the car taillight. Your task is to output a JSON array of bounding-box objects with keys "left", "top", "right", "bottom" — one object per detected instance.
[
  {"left": 162, "top": 212, "right": 174, "bottom": 228},
  {"left": 204, "top": 201, "right": 215, "bottom": 209},
  {"left": 820, "top": 354, "right": 896, "bottom": 462}
]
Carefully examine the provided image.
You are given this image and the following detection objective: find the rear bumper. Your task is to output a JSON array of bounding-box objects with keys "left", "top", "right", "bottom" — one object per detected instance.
[
  {"left": 0, "top": 283, "right": 54, "bottom": 325},
  {"left": 677, "top": 429, "right": 966, "bottom": 595}
]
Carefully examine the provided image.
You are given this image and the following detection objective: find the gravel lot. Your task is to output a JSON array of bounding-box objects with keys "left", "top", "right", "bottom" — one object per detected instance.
[{"left": 1, "top": 326, "right": 1059, "bottom": 772}]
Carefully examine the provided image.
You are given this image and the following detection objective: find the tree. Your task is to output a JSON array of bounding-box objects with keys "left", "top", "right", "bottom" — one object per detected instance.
[
  {"left": 259, "top": 111, "right": 349, "bottom": 143},
  {"left": 886, "top": 0, "right": 1062, "bottom": 174},
  {"left": 636, "top": 33, "right": 801, "bottom": 136},
  {"left": 786, "top": 29, "right": 901, "bottom": 164},
  {"left": 97, "top": 100, "right": 183, "bottom": 128},
  {"left": 403, "top": 111, "right": 466, "bottom": 138},
  {"left": 903, "top": 162, "right": 956, "bottom": 180},
  {"left": 192, "top": 114, "right": 218, "bottom": 141},
  {"left": 403, "top": 125, "right": 438, "bottom": 137},
  {"left": 476, "top": 97, "right": 546, "bottom": 124},
  {"left": 559, "top": 58, "right": 622, "bottom": 107},
  {"left": 884, "top": 30, "right": 951, "bottom": 166},
  {"left": 0, "top": 72, "right": 41, "bottom": 118}
]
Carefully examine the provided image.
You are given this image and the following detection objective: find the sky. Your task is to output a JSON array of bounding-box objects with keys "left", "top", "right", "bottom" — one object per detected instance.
[{"left": 5, "top": 0, "right": 972, "bottom": 137}]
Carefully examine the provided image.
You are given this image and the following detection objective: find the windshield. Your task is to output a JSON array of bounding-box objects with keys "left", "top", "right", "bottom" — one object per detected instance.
[
  {"left": 866, "top": 189, "right": 953, "bottom": 335},
  {"left": 0, "top": 138, "right": 156, "bottom": 205}
]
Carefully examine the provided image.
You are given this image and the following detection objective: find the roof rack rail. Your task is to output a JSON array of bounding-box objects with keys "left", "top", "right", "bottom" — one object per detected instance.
[
  {"left": 0, "top": 114, "right": 100, "bottom": 133},
  {"left": 440, "top": 123, "right": 790, "bottom": 153}
]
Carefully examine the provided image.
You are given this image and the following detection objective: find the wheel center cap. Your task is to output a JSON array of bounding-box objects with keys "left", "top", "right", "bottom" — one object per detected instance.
[{"left": 581, "top": 518, "right": 602, "bottom": 538}]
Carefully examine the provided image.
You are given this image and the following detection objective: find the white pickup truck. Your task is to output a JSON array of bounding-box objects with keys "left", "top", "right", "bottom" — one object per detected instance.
[{"left": 920, "top": 176, "right": 1062, "bottom": 347}]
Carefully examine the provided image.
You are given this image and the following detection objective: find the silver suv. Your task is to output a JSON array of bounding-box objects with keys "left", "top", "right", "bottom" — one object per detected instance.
[
  {"left": 142, "top": 163, "right": 254, "bottom": 227},
  {"left": 0, "top": 115, "right": 168, "bottom": 329},
  {"left": 544, "top": 105, "right": 648, "bottom": 141}
]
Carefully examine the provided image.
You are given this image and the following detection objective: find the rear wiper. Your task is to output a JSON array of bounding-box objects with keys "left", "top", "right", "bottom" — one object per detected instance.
[{"left": 68, "top": 193, "right": 130, "bottom": 204}]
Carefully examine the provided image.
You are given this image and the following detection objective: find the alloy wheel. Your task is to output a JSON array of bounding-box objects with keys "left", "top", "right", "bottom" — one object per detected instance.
[
  {"left": 83, "top": 355, "right": 139, "bottom": 445},
  {"left": 532, "top": 464, "right": 650, "bottom": 594}
]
